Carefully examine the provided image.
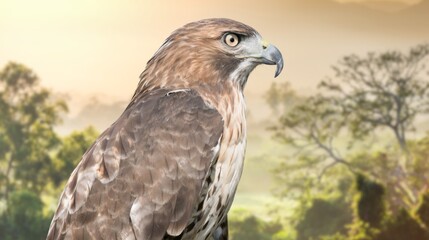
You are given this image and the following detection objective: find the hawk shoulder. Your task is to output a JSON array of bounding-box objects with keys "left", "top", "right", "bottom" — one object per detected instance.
[{"left": 48, "top": 88, "right": 224, "bottom": 240}]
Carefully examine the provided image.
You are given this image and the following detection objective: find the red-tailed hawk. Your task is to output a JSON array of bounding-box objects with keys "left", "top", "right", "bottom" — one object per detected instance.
[{"left": 47, "top": 18, "right": 283, "bottom": 240}]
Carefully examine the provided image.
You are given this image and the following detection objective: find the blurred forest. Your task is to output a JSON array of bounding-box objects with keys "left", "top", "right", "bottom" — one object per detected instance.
[{"left": 1, "top": 44, "right": 429, "bottom": 239}]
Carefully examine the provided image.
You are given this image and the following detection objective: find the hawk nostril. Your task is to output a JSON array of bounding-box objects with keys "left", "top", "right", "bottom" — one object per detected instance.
[{"left": 261, "top": 39, "right": 270, "bottom": 50}]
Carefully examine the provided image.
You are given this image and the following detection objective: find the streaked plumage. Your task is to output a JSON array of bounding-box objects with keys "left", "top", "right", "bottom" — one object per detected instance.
[{"left": 47, "top": 18, "right": 283, "bottom": 240}]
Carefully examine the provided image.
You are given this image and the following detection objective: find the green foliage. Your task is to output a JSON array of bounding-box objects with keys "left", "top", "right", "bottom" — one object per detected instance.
[
  {"left": 408, "top": 135, "right": 429, "bottom": 199},
  {"left": 229, "top": 209, "right": 287, "bottom": 240},
  {"left": 269, "top": 44, "right": 429, "bottom": 240},
  {"left": 0, "top": 62, "right": 68, "bottom": 202},
  {"left": 295, "top": 198, "right": 352, "bottom": 240},
  {"left": 346, "top": 177, "right": 429, "bottom": 240},
  {"left": 319, "top": 232, "right": 349, "bottom": 240},
  {"left": 416, "top": 192, "right": 429, "bottom": 227},
  {"left": 0, "top": 62, "right": 95, "bottom": 238},
  {"left": 355, "top": 174, "right": 385, "bottom": 229},
  {"left": 346, "top": 220, "right": 379, "bottom": 240},
  {"left": 375, "top": 209, "right": 429, "bottom": 240},
  {"left": 0, "top": 190, "right": 51, "bottom": 240}
]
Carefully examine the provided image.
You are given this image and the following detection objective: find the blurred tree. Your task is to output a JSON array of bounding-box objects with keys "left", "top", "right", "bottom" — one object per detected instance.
[
  {"left": 271, "top": 95, "right": 355, "bottom": 201},
  {"left": 354, "top": 174, "right": 385, "bottom": 229},
  {"left": 272, "top": 95, "right": 353, "bottom": 174},
  {"left": 407, "top": 134, "right": 429, "bottom": 204},
  {"left": 229, "top": 209, "right": 286, "bottom": 240},
  {"left": 264, "top": 82, "right": 302, "bottom": 116},
  {"left": 270, "top": 44, "right": 429, "bottom": 210},
  {"left": 320, "top": 233, "right": 349, "bottom": 240},
  {"left": 375, "top": 209, "right": 428, "bottom": 240},
  {"left": 349, "top": 148, "right": 429, "bottom": 212},
  {"left": 416, "top": 191, "right": 429, "bottom": 228},
  {"left": 0, "top": 190, "right": 51, "bottom": 240},
  {"left": 295, "top": 198, "right": 352, "bottom": 240},
  {"left": 50, "top": 126, "right": 99, "bottom": 187},
  {"left": 0, "top": 62, "right": 67, "bottom": 204},
  {"left": 319, "top": 44, "right": 429, "bottom": 152},
  {"left": 343, "top": 181, "right": 429, "bottom": 240},
  {"left": 269, "top": 44, "right": 429, "bottom": 240}
]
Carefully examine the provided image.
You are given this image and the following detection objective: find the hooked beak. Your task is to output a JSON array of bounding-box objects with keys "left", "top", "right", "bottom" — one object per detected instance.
[
  {"left": 237, "top": 37, "right": 284, "bottom": 78},
  {"left": 261, "top": 44, "right": 284, "bottom": 78}
]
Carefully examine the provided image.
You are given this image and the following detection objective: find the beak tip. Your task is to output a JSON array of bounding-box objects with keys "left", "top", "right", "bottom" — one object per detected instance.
[{"left": 274, "top": 59, "right": 284, "bottom": 78}]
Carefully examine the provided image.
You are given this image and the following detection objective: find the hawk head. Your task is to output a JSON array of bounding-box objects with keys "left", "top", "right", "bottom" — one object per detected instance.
[{"left": 135, "top": 18, "right": 283, "bottom": 97}]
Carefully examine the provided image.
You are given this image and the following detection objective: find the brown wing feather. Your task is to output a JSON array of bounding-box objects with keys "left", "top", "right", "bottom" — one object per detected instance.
[{"left": 47, "top": 88, "right": 223, "bottom": 240}]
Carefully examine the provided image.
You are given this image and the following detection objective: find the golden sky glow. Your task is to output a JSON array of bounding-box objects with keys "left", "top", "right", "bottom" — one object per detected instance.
[
  {"left": 335, "top": 0, "right": 420, "bottom": 3},
  {"left": 1, "top": 0, "right": 428, "bottom": 117}
]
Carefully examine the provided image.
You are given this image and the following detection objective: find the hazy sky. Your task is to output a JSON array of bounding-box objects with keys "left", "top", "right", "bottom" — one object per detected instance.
[
  {"left": 1, "top": 0, "right": 428, "bottom": 116},
  {"left": 336, "top": 0, "right": 419, "bottom": 3}
]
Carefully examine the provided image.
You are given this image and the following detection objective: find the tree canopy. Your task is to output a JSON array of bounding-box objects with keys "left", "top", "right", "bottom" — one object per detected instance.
[
  {"left": 0, "top": 62, "right": 67, "bottom": 202},
  {"left": 270, "top": 44, "right": 429, "bottom": 239}
]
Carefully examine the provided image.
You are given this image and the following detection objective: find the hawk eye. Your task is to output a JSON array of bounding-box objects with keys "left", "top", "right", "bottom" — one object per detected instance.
[{"left": 224, "top": 33, "right": 240, "bottom": 47}]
